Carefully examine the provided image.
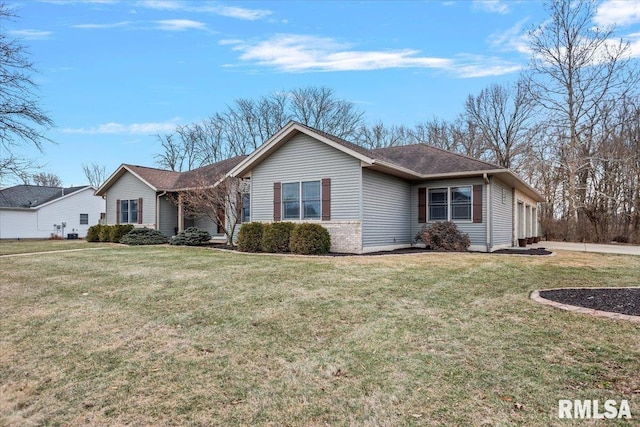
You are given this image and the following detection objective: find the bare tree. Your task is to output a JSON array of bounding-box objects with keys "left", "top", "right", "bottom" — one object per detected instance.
[
  {"left": 355, "top": 121, "right": 409, "bottom": 149},
  {"left": 31, "top": 172, "right": 61, "bottom": 187},
  {"left": 82, "top": 162, "right": 107, "bottom": 188},
  {"left": 174, "top": 174, "right": 246, "bottom": 246},
  {"left": 154, "top": 86, "right": 365, "bottom": 170},
  {"left": 0, "top": 4, "right": 54, "bottom": 185},
  {"left": 289, "top": 86, "right": 364, "bottom": 139},
  {"left": 465, "top": 78, "right": 535, "bottom": 171},
  {"left": 527, "top": 0, "right": 639, "bottom": 240}
]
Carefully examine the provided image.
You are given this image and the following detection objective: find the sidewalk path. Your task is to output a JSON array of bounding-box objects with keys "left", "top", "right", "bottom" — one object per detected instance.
[
  {"left": 531, "top": 241, "right": 640, "bottom": 256},
  {"left": 0, "top": 247, "right": 110, "bottom": 258}
]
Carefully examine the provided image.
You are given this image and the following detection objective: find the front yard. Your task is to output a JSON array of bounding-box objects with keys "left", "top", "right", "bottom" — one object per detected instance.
[{"left": 1, "top": 244, "right": 638, "bottom": 426}]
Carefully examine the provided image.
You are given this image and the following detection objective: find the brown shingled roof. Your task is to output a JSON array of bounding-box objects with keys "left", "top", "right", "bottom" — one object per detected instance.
[
  {"left": 294, "top": 122, "right": 504, "bottom": 175},
  {"left": 123, "top": 155, "right": 247, "bottom": 191},
  {"left": 371, "top": 144, "right": 502, "bottom": 175},
  {"left": 124, "top": 165, "right": 182, "bottom": 190},
  {"left": 175, "top": 155, "right": 248, "bottom": 189}
]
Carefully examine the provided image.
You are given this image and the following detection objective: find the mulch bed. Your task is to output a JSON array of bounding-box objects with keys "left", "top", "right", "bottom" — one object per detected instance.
[
  {"left": 539, "top": 288, "right": 640, "bottom": 316},
  {"left": 491, "top": 247, "right": 553, "bottom": 255},
  {"left": 204, "top": 244, "right": 552, "bottom": 256}
]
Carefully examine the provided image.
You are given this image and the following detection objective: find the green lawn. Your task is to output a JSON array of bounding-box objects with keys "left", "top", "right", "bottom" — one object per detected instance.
[{"left": 1, "top": 244, "right": 639, "bottom": 426}]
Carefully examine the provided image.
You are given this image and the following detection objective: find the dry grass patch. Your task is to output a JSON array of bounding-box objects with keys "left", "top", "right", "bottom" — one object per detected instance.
[{"left": 1, "top": 247, "right": 639, "bottom": 426}]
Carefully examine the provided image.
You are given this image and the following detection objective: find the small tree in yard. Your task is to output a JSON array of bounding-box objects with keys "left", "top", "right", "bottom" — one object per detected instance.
[{"left": 173, "top": 173, "right": 245, "bottom": 247}]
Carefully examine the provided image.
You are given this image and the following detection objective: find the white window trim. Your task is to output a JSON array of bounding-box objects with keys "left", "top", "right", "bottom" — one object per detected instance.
[
  {"left": 281, "top": 180, "right": 322, "bottom": 221},
  {"left": 426, "top": 186, "right": 473, "bottom": 223}
]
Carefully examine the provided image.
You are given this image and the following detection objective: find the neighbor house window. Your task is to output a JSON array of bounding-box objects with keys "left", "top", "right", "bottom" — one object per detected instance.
[
  {"left": 282, "top": 180, "right": 321, "bottom": 220},
  {"left": 120, "top": 199, "right": 139, "bottom": 224},
  {"left": 80, "top": 213, "right": 89, "bottom": 225},
  {"left": 241, "top": 193, "right": 250, "bottom": 223},
  {"left": 428, "top": 186, "right": 472, "bottom": 222}
]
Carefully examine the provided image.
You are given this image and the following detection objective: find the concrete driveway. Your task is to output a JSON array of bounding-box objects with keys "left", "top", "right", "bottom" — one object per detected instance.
[{"left": 531, "top": 241, "right": 640, "bottom": 256}]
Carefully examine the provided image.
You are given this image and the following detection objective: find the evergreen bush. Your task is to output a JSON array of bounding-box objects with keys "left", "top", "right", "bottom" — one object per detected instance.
[
  {"left": 289, "top": 223, "right": 331, "bottom": 255},
  {"left": 86, "top": 224, "right": 102, "bottom": 242},
  {"left": 110, "top": 224, "right": 134, "bottom": 243},
  {"left": 237, "top": 222, "right": 264, "bottom": 252},
  {"left": 98, "top": 225, "right": 112, "bottom": 242},
  {"left": 170, "top": 227, "right": 212, "bottom": 246},
  {"left": 120, "top": 227, "right": 168, "bottom": 245},
  {"left": 261, "top": 222, "right": 295, "bottom": 253}
]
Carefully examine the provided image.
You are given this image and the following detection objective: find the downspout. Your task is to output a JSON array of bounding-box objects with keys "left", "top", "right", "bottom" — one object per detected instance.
[
  {"left": 156, "top": 191, "right": 166, "bottom": 232},
  {"left": 483, "top": 173, "right": 491, "bottom": 252}
]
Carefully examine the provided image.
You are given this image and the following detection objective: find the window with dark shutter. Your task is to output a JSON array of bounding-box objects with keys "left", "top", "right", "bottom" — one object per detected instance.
[
  {"left": 138, "top": 197, "right": 143, "bottom": 224},
  {"left": 418, "top": 188, "right": 426, "bottom": 223},
  {"left": 321, "top": 178, "right": 331, "bottom": 221},
  {"left": 273, "top": 182, "right": 281, "bottom": 221},
  {"left": 116, "top": 199, "right": 121, "bottom": 225},
  {"left": 473, "top": 185, "right": 483, "bottom": 223}
]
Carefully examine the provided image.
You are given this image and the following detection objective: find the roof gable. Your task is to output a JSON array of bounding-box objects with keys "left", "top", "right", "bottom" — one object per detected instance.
[{"left": 96, "top": 156, "right": 248, "bottom": 196}]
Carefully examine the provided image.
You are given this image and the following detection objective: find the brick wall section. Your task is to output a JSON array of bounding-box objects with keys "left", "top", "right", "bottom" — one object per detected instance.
[{"left": 323, "top": 221, "right": 362, "bottom": 254}]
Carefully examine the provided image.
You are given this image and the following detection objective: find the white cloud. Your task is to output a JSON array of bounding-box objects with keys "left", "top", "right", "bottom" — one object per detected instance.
[
  {"left": 137, "top": 0, "right": 271, "bottom": 20},
  {"left": 225, "top": 33, "right": 520, "bottom": 78},
  {"left": 595, "top": 0, "right": 640, "bottom": 27},
  {"left": 229, "top": 34, "right": 451, "bottom": 72},
  {"left": 73, "top": 19, "right": 209, "bottom": 32},
  {"left": 472, "top": 0, "right": 510, "bottom": 15},
  {"left": 154, "top": 19, "right": 207, "bottom": 31},
  {"left": 73, "top": 21, "right": 132, "bottom": 29},
  {"left": 488, "top": 18, "right": 532, "bottom": 54},
  {"left": 8, "top": 29, "right": 53, "bottom": 40},
  {"left": 61, "top": 119, "right": 181, "bottom": 135}
]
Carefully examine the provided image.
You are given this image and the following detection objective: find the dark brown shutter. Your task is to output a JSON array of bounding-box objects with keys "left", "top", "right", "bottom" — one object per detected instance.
[
  {"left": 473, "top": 185, "right": 483, "bottom": 223},
  {"left": 321, "top": 178, "right": 331, "bottom": 221},
  {"left": 418, "top": 188, "right": 426, "bottom": 223},
  {"left": 116, "top": 199, "right": 121, "bottom": 225},
  {"left": 138, "top": 197, "right": 143, "bottom": 224},
  {"left": 273, "top": 182, "right": 281, "bottom": 222}
]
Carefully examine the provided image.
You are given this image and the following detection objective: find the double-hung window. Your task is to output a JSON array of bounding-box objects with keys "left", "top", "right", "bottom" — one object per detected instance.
[
  {"left": 428, "top": 186, "right": 472, "bottom": 222},
  {"left": 80, "top": 213, "right": 89, "bottom": 225},
  {"left": 120, "top": 199, "right": 139, "bottom": 224},
  {"left": 450, "top": 186, "right": 471, "bottom": 220},
  {"left": 282, "top": 180, "right": 321, "bottom": 220}
]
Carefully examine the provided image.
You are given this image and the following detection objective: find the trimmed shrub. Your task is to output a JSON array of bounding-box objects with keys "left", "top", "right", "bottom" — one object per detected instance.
[
  {"left": 290, "top": 223, "right": 331, "bottom": 255},
  {"left": 99, "top": 225, "right": 112, "bottom": 242},
  {"left": 120, "top": 227, "right": 168, "bottom": 245},
  {"left": 261, "top": 222, "right": 295, "bottom": 253},
  {"left": 86, "top": 224, "right": 102, "bottom": 242},
  {"left": 170, "top": 227, "right": 212, "bottom": 246},
  {"left": 415, "top": 221, "right": 470, "bottom": 251},
  {"left": 237, "top": 222, "right": 264, "bottom": 252},
  {"left": 110, "top": 224, "right": 134, "bottom": 243}
]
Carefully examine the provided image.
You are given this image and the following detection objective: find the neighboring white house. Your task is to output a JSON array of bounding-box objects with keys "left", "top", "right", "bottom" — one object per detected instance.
[{"left": 0, "top": 185, "right": 106, "bottom": 239}]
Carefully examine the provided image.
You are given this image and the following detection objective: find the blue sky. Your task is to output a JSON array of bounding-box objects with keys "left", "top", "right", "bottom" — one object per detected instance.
[{"left": 5, "top": 0, "right": 640, "bottom": 187}]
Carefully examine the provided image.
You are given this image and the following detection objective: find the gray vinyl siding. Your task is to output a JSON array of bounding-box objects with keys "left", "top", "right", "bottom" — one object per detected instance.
[
  {"left": 250, "top": 132, "right": 362, "bottom": 222},
  {"left": 411, "top": 177, "right": 487, "bottom": 248},
  {"left": 490, "top": 177, "right": 513, "bottom": 246},
  {"left": 362, "top": 169, "right": 411, "bottom": 247},
  {"left": 158, "top": 195, "right": 178, "bottom": 237},
  {"left": 104, "top": 171, "right": 156, "bottom": 225}
]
